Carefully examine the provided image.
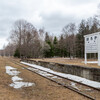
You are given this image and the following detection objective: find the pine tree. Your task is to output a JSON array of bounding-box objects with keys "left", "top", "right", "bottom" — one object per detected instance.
[
  {"left": 90, "top": 17, "right": 99, "bottom": 33},
  {"left": 14, "top": 48, "right": 20, "bottom": 58},
  {"left": 44, "top": 32, "right": 54, "bottom": 57},
  {"left": 53, "top": 36, "right": 58, "bottom": 56},
  {"left": 76, "top": 20, "right": 86, "bottom": 58}
]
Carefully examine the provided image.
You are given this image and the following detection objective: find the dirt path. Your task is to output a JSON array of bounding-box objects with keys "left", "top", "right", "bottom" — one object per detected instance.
[{"left": 0, "top": 57, "right": 91, "bottom": 100}]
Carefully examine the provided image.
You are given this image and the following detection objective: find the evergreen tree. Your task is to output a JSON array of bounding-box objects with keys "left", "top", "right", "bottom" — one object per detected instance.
[
  {"left": 53, "top": 36, "right": 57, "bottom": 44},
  {"left": 76, "top": 20, "right": 86, "bottom": 58},
  {"left": 90, "top": 17, "right": 99, "bottom": 33},
  {"left": 14, "top": 48, "right": 20, "bottom": 58},
  {"left": 44, "top": 32, "right": 54, "bottom": 57},
  {"left": 58, "top": 34, "right": 67, "bottom": 57},
  {"left": 45, "top": 32, "right": 50, "bottom": 43},
  {"left": 53, "top": 36, "right": 58, "bottom": 56}
]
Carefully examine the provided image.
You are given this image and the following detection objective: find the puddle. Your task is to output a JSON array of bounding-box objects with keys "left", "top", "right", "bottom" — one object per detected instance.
[{"left": 5, "top": 66, "right": 35, "bottom": 89}]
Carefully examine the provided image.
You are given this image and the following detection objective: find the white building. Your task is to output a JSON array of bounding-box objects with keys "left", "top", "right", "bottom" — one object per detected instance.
[{"left": 84, "top": 32, "right": 100, "bottom": 66}]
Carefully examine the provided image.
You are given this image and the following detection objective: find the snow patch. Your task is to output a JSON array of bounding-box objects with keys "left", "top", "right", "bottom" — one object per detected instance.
[
  {"left": 6, "top": 66, "right": 20, "bottom": 76},
  {"left": 37, "top": 70, "right": 53, "bottom": 77},
  {"left": 21, "top": 61, "right": 100, "bottom": 89},
  {"left": 51, "top": 76, "right": 62, "bottom": 79},
  {"left": 71, "top": 82, "right": 78, "bottom": 89},
  {"left": 82, "top": 61, "right": 98, "bottom": 64},
  {"left": 5, "top": 66, "right": 35, "bottom": 89},
  {"left": 12, "top": 76, "right": 23, "bottom": 82},
  {"left": 10, "top": 82, "right": 34, "bottom": 89},
  {"left": 85, "top": 89, "right": 92, "bottom": 91}
]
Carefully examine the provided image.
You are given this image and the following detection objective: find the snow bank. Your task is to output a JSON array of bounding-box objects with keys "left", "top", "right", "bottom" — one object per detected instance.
[{"left": 21, "top": 61, "right": 100, "bottom": 89}]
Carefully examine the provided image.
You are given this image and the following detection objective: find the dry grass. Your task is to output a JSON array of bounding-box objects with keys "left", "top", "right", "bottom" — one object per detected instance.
[
  {"left": 0, "top": 56, "right": 90, "bottom": 100},
  {"left": 32, "top": 58, "right": 100, "bottom": 68}
]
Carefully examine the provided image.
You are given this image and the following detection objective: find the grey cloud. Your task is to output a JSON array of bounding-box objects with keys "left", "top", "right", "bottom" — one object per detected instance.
[
  {"left": 0, "top": 1, "right": 27, "bottom": 38},
  {"left": 40, "top": 12, "right": 79, "bottom": 35},
  {"left": 0, "top": 17, "right": 15, "bottom": 38},
  {"left": 62, "top": 0, "right": 99, "bottom": 5},
  {"left": 0, "top": 0, "right": 99, "bottom": 49},
  {"left": 0, "top": 31, "right": 8, "bottom": 38}
]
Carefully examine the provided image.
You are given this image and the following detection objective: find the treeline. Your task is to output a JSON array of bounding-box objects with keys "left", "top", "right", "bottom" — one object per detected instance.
[{"left": 3, "top": 17, "right": 100, "bottom": 58}]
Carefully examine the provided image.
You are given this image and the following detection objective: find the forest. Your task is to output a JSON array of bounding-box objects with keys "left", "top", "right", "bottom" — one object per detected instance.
[{"left": 2, "top": 16, "right": 100, "bottom": 58}]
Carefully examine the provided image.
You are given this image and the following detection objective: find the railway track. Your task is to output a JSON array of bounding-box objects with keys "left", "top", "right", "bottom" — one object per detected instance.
[{"left": 8, "top": 58, "right": 100, "bottom": 100}]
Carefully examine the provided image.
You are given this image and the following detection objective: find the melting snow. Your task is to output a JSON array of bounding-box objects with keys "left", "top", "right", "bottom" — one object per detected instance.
[
  {"left": 82, "top": 61, "right": 98, "bottom": 64},
  {"left": 71, "top": 82, "right": 78, "bottom": 89},
  {"left": 51, "top": 76, "right": 62, "bottom": 79},
  {"left": 11, "top": 76, "right": 23, "bottom": 82},
  {"left": 5, "top": 66, "right": 35, "bottom": 89},
  {"left": 21, "top": 61, "right": 100, "bottom": 89},
  {"left": 10, "top": 82, "right": 34, "bottom": 89},
  {"left": 6, "top": 66, "right": 20, "bottom": 76},
  {"left": 37, "top": 70, "right": 53, "bottom": 77}
]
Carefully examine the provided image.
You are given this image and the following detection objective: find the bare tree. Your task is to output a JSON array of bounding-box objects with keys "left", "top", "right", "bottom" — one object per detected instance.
[
  {"left": 10, "top": 20, "right": 28, "bottom": 57},
  {"left": 62, "top": 23, "right": 76, "bottom": 58},
  {"left": 9, "top": 19, "right": 42, "bottom": 58}
]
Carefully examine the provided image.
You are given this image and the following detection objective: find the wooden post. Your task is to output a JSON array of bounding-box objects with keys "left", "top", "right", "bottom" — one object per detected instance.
[
  {"left": 85, "top": 53, "right": 87, "bottom": 64},
  {"left": 98, "top": 34, "right": 100, "bottom": 66}
]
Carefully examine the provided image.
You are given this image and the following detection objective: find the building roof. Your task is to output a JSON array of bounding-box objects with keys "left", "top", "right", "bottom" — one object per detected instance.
[{"left": 84, "top": 32, "right": 100, "bottom": 37}]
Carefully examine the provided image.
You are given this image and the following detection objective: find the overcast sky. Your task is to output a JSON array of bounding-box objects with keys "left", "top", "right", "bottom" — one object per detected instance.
[{"left": 0, "top": 0, "right": 100, "bottom": 49}]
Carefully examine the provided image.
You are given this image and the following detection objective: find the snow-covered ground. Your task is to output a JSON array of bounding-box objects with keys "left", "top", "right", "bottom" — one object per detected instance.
[
  {"left": 21, "top": 62, "right": 100, "bottom": 89},
  {"left": 5, "top": 66, "right": 35, "bottom": 89}
]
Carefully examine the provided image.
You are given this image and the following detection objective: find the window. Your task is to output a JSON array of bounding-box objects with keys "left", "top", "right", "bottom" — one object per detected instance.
[
  {"left": 86, "top": 38, "right": 89, "bottom": 41},
  {"left": 94, "top": 36, "right": 97, "bottom": 40},
  {"left": 91, "top": 37, "right": 93, "bottom": 40}
]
